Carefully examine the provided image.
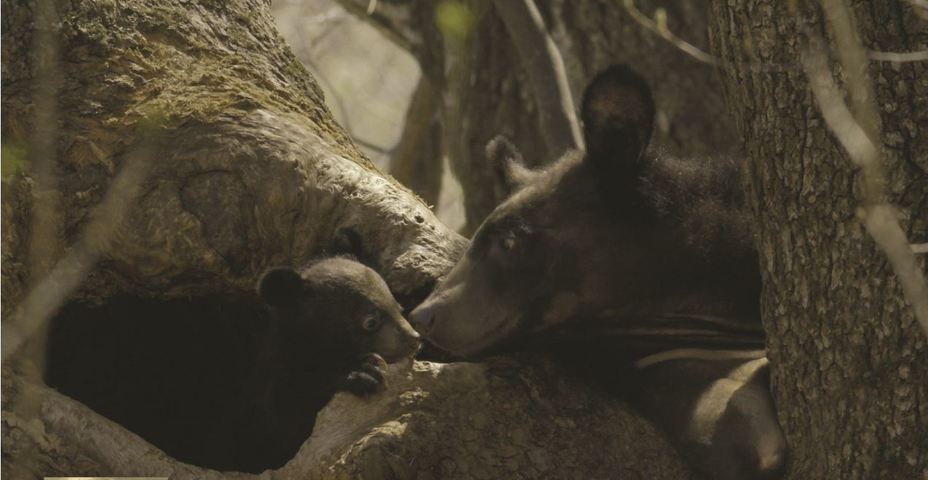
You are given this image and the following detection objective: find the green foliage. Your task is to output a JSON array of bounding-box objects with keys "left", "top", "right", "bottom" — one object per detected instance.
[
  {"left": 435, "top": 1, "right": 475, "bottom": 41},
  {"left": 1, "top": 142, "right": 27, "bottom": 179}
]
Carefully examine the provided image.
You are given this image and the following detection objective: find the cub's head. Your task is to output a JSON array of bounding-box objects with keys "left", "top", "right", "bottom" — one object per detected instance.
[
  {"left": 410, "top": 65, "right": 757, "bottom": 357},
  {"left": 258, "top": 258, "right": 421, "bottom": 362}
]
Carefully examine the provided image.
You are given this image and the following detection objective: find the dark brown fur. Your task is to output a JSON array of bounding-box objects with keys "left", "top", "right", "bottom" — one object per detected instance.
[{"left": 411, "top": 65, "right": 784, "bottom": 480}]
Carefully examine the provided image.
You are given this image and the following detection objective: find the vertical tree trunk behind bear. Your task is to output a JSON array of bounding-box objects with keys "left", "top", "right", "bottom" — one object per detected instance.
[{"left": 709, "top": 1, "right": 928, "bottom": 478}]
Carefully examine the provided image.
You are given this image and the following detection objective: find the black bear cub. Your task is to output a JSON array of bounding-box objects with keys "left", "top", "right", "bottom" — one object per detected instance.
[
  {"left": 243, "top": 257, "right": 422, "bottom": 472},
  {"left": 47, "top": 257, "right": 420, "bottom": 474}
]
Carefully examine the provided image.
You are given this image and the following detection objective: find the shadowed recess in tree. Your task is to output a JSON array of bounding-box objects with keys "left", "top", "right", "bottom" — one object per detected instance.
[{"left": 44, "top": 295, "right": 305, "bottom": 473}]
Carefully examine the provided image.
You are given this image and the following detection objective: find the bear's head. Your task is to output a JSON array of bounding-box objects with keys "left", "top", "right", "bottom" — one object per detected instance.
[
  {"left": 410, "top": 65, "right": 759, "bottom": 357},
  {"left": 258, "top": 257, "right": 421, "bottom": 363}
]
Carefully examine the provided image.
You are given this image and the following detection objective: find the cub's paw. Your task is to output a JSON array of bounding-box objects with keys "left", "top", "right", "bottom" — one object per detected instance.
[{"left": 342, "top": 353, "right": 388, "bottom": 397}]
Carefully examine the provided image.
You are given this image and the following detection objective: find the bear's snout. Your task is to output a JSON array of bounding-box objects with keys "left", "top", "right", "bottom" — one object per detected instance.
[{"left": 409, "top": 302, "right": 438, "bottom": 336}]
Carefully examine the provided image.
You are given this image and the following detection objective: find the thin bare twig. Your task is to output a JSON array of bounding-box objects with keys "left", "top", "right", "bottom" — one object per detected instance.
[
  {"left": 867, "top": 50, "right": 928, "bottom": 63},
  {"left": 802, "top": 2, "right": 928, "bottom": 341},
  {"left": 492, "top": 0, "right": 584, "bottom": 156},
  {"left": 15, "top": 0, "right": 64, "bottom": 381},
  {"left": 621, "top": 0, "right": 719, "bottom": 66},
  {"left": 28, "top": 0, "right": 63, "bottom": 285},
  {"left": 821, "top": 0, "right": 880, "bottom": 143},
  {"left": 623, "top": 0, "right": 928, "bottom": 69}
]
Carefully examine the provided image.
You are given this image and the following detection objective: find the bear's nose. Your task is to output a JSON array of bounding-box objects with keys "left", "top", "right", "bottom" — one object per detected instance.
[{"left": 409, "top": 303, "right": 437, "bottom": 336}]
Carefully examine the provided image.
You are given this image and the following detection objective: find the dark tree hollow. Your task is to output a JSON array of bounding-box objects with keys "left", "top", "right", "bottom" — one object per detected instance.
[{"left": 45, "top": 296, "right": 298, "bottom": 474}]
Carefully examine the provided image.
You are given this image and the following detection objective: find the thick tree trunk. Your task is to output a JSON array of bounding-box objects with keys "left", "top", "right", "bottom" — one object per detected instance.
[
  {"left": 709, "top": 1, "right": 928, "bottom": 478},
  {"left": 0, "top": 0, "right": 465, "bottom": 312},
  {"left": 1, "top": 0, "right": 689, "bottom": 477},
  {"left": 340, "top": 0, "right": 736, "bottom": 233}
]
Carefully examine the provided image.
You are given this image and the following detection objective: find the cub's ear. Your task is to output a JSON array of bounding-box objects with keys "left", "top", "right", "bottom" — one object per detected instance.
[
  {"left": 257, "top": 267, "right": 304, "bottom": 306},
  {"left": 580, "top": 65, "right": 655, "bottom": 180},
  {"left": 330, "top": 228, "right": 362, "bottom": 262},
  {"left": 486, "top": 135, "right": 536, "bottom": 198}
]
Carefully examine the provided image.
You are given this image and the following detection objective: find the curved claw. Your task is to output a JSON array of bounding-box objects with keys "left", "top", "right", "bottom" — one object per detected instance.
[{"left": 342, "top": 353, "right": 389, "bottom": 397}]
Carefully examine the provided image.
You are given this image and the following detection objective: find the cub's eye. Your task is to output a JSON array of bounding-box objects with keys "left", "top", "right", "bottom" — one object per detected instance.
[{"left": 362, "top": 314, "right": 381, "bottom": 332}]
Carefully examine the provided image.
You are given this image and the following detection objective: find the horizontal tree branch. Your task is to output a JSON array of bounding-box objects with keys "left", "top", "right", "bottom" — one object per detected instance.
[{"left": 3, "top": 357, "right": 694, "bottom": 479}]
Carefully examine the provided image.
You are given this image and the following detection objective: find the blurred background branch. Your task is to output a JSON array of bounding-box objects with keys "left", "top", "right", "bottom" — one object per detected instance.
[
  {"left": 492, "top": 0, "right": 584, "bottom": 155},
  {"left": 26, "top": 0, "right": 63, "bottom": 308},
  {"left": 3, "top": 140, "right": 155, "bottom": 362},
  {"left": 802, "top": 1, "right": 928, "bottom": 340},
  {"left": 274, "top": 0, "right": 465, "bottom": 230}
]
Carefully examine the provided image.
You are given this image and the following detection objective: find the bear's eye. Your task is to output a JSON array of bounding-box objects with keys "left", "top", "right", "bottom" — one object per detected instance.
[
  {"left": 499, "top": 234, "right": 516, "bottom": 251},
  {"left": 361, "top": 314, "right": 381, "bottom": 332}
]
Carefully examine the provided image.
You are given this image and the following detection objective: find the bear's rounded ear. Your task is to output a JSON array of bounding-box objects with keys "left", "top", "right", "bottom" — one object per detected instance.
[
  {"left": 257, "top": 267, "right": 304, "bottom": 306},
  {"left": 487, "top": 135, "right": 536, "bottom": 198},
  {"left": 580, "top": 65, "right": 655, "bottom": 180}
]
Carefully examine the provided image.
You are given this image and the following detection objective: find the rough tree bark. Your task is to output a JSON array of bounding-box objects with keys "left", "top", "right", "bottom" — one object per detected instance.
[
  {"left": 339, "top": 0, "right": 736, "bottom": 233},
  {"left": 1, "top": 0, "right": 691, "bottom": 478},
  {"left": 0, "top": 0, "right": 465, "bottom": 311},
  {"left": 709, "top": 1, "right": 928, "bottom": 478},
  {"left": 3, "top": 357, "right": 691, "bottom": 479}
]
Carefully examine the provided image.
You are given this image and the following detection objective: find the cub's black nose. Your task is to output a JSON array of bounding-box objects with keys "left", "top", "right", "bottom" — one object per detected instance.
[{"left": 409, "top": 303, "right": 437, "bottom": 336}]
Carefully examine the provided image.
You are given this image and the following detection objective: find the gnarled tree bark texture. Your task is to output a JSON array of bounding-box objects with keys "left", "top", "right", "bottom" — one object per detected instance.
[
  {"left": 709, "top": 1, "right": 928, "bottom": 478},
  {"left": 1, "top": 0, "right": 691, "bottom": 478},
  {"left": 1, "top": 0, "right": 466, "bottom": 311},
  {"left": 3, "top": 357, "right": 691, "bottom": 479},
  {"left": 339, "top": 0, "right": 736, "bottom": 233}
]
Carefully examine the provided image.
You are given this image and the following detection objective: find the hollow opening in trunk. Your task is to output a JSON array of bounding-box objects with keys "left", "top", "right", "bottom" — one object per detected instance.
[{"left": 44, "top": 294, "right": 310, "bottom": 473}]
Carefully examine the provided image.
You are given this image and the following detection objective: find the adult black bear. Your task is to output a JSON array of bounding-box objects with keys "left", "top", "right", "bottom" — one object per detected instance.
[{"left": 410, "top": 65, "right": 786, "bottom": 480}]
